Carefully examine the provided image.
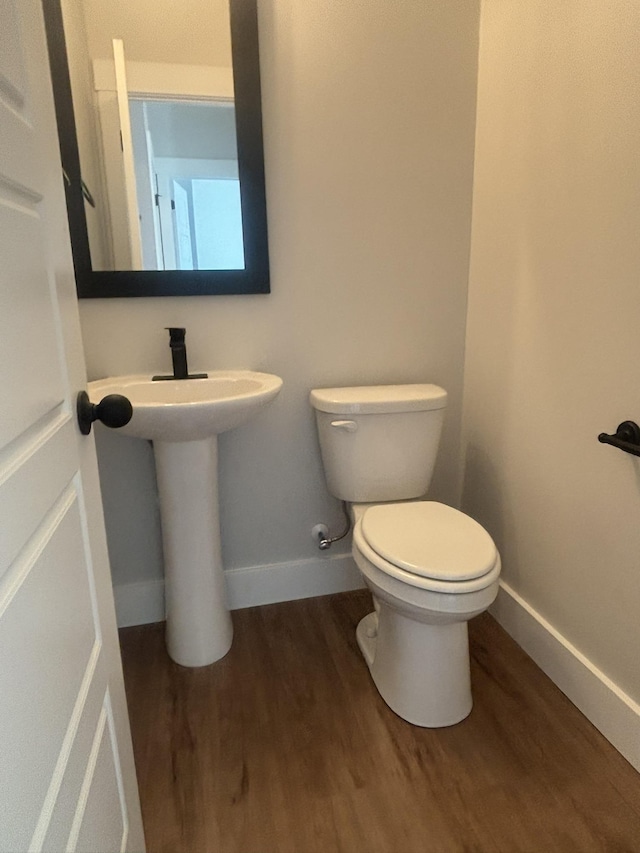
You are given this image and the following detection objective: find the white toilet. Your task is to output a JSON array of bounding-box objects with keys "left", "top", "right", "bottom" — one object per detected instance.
[{"left": 310, "top": 384, "right": 501, "bottom": 728}]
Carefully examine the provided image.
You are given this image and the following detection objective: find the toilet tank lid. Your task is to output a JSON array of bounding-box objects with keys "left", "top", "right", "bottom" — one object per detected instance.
[{"left": 310, "top": 384, "right": 447, "bottom": 415}]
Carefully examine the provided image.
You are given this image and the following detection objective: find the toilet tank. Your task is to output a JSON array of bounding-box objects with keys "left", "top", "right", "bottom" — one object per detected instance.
[{"left": 310, "top": 384, "right": 447, "bottom": 503}]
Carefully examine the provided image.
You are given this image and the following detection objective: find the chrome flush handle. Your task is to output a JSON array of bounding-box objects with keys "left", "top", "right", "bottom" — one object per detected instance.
[{"left": 330, "top": 420, "right": 358, "bottom": 433}]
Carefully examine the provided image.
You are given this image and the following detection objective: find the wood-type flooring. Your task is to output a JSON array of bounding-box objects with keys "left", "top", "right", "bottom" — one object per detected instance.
[{"left": 120, "top": 590, "right": 640, "bottom": 852}]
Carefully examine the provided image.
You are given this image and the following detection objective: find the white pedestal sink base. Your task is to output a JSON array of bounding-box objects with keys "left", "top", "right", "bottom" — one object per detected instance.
[
  {"left": 154, "top": 437, "right": 233, "bottom": 667},
  {"left": 89, "top": 370, "right": 283, "bottom": 666}
]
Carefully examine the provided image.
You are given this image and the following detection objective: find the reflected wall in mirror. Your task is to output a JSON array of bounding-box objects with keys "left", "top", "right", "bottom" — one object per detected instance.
[{"left": 44, "top": 0, "right": 269, "bottom": 297}]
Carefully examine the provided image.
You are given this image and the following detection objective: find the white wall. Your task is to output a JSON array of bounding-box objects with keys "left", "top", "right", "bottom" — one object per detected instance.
[
  {"left": 463, "top": 0, "right": 640, "bottom": 705},
  {"left": 80, "top": 0, "right": 480, "bottom": 607},
  {"left": 143, "top": 101, "right": 238, "bottom": 160},
  {"left": 81, "top": 0, "right": 231, "bottom": 67}
]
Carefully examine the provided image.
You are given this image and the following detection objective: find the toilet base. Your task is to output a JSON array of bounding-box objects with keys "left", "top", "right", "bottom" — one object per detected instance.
[{"left": 356, "top": 605, "right": 473, "bottom": 728}]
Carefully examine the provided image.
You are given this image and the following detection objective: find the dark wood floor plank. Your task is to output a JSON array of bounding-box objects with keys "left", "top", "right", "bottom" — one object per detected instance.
[{"left": 120, "top": 590, "right": 640, "bottom": 853}]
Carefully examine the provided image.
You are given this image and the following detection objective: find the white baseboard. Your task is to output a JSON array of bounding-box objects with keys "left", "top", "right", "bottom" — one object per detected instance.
[
  {"left": 114, "top": 578, "right": 165, "bottom": 629},
  {"left": 114, "top": 552, "right": 364, "bottom": 629},
  {"left": 225, "top": 552, "right": 364, "bottom": 609},
  {"left": 491, "top": 580, "right": 640, "bottom": 773}
]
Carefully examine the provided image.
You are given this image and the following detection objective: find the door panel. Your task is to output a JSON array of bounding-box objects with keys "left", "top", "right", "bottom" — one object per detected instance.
[
  {"left": 0, "top": 1, "right": 144, "bottom": 850},
  {"left": 0, "top": 494, "right": 99, "bottom": 849},
  {"left": 0, "top": 1, "right": 27, "bottom": 103},
  {"left": 0, "top": 196, "right": 65, "bottom": 449},
  {"left": 0, "top": 410, "right": 76, "bottom": 577},
  {"left": 40, "top": 667, "right": 108, "bottom": 853},
  {"left": 72, "top": 697, "right": 128, "bottom": 853}
]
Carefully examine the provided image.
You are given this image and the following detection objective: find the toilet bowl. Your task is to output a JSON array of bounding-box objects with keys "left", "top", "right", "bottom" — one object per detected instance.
[
  {"left": 309, "top": 383, "right": 501, "bottom": 728},
  {"left": 351, "top": 501, "right": 500, "bottom": 727}
]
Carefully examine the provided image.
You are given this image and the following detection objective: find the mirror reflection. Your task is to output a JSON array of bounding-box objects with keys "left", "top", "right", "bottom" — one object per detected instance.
[
  {"left": 59, "top": 0, "right": 245, "bottom": 272},
  {"left": 131, "top": 99, "right": 244, "bottom": 270}
]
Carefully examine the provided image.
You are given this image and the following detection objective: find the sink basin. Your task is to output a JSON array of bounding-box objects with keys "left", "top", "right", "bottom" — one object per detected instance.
[
  {"left": 90, "top": 369, "right": 283, "bottom": 667},
  {"left": 89, "top": 370, "right": 283, "bottom": 442}
]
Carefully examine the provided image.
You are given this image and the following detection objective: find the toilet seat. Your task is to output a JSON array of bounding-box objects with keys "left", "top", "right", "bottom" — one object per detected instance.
[{"left": 354, "top": 501, "right": 500, "bottom": 594}]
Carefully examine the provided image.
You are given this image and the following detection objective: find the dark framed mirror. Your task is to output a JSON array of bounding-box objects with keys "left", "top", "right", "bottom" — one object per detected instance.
[{"left": 43, "top": 0, "right": 269, "bottom": 297}]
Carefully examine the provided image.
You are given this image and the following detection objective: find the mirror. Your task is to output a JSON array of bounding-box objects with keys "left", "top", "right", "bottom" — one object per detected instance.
[{"left": 43, "top": 0, "right": 269, "bottom": 297}]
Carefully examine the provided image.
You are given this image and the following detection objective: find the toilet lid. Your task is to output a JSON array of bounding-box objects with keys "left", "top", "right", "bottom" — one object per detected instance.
[{"left": 360, "top": 502, "right": 497, "bottom": 582}]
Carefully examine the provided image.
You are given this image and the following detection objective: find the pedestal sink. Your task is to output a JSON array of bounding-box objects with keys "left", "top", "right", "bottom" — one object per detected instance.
[{"left": 89, "top": 371, "right": 283, "bottom": 667}]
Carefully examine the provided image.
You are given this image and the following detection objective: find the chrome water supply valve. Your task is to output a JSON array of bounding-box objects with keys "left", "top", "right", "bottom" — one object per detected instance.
[{"left": 312, "top": 502, "right": 352, "bottom": 551}]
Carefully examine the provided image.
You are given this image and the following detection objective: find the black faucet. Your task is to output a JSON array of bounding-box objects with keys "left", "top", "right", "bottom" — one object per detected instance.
[
  {"left": 152, "top": 328, "right": 208, "bottom": 381},
  {"left": 167, "top": 326, "right": 188, "bottom": 379}
]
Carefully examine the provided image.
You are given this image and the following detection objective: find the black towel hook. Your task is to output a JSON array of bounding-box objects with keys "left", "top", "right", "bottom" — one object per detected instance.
[{"left": 598, "top": 421, "right": 640, "bottom": 458}]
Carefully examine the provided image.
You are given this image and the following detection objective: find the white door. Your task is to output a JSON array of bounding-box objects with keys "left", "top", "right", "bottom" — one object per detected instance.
[
  {"left": 0, "top": 2, "right": 145, "bottom": 852},
  {"left": 95, "top": 40, "right": 143, "bottom": 270},
  {"left": 172, "top": 180, "right": 195, "bottom": 269},
  {"left": 112, "top": 38, "right": 143, "bottom": 270}
]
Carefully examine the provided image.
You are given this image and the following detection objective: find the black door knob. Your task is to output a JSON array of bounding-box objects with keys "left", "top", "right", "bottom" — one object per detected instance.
[{"left": 77, "top": 391, "right": 133, "bottom": 435}]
